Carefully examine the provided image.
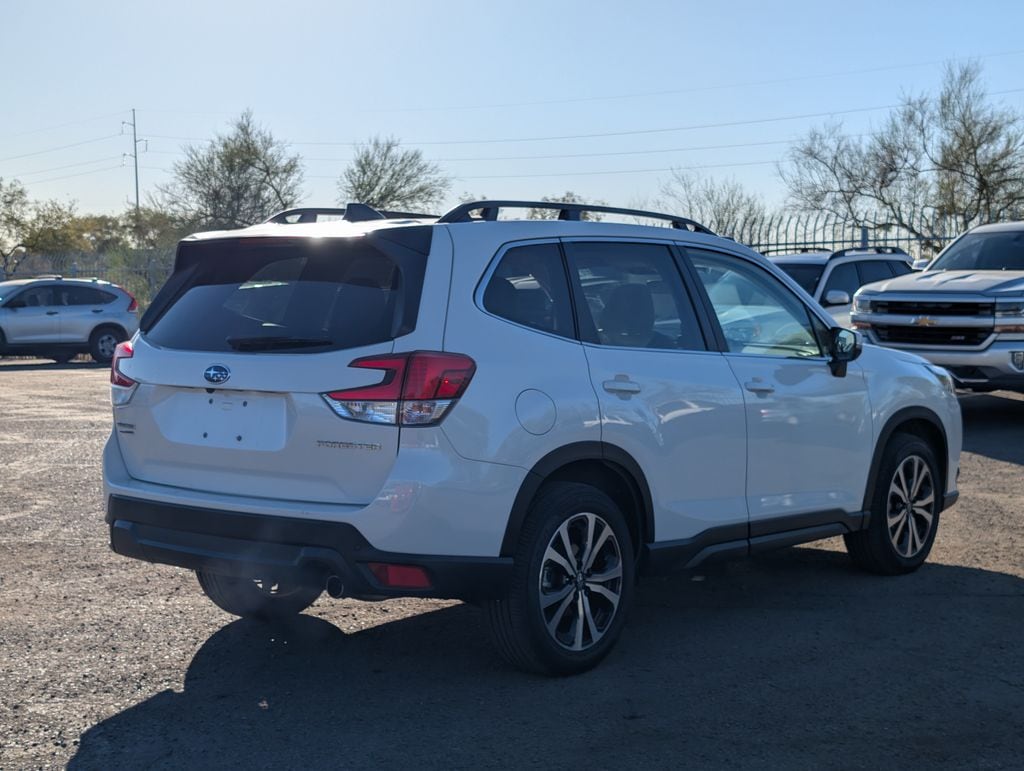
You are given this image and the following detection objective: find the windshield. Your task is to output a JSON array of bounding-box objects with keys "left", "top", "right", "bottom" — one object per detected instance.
[
  {"left": 930, "top": 230, "right": 1024, "bottom": 271},
  {"left": 775, "top": 263, "right": 824, "bottom": 294}
]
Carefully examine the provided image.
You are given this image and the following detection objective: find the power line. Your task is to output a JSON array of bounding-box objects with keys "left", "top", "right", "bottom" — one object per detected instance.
[
  {"left": 148, "top": 88, "right": 1023, "bottom": 150},
  {"left": 27, "top": 164, "right": 125, "bottom": 186},
  {"left": 0, "top": 134, "right": 122, "bottom": 164},
  {"left": 307, "top": 159, "right": 782, "bottom": 182},
  {"left": 7, "top": 155, "right": 124, "bottom": 179},
  {"left": 359, "top": 49, "right": 1024, "bottom": 113},
  {"left": 0, "top": 110, "right": 129, "bottom": 141}
]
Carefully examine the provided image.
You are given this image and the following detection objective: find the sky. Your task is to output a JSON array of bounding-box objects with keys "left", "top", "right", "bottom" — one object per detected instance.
[{"left": 3, "top": 0, "right": 1024, "bottom": 218}]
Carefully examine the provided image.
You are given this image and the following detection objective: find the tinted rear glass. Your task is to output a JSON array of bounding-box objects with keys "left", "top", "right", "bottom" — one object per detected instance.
[
  {"left": 145, "top": 236, "right": 427, "bottom": 353},
  {"left": 775, "top": 263, "right": 824, "bottom": 294}
]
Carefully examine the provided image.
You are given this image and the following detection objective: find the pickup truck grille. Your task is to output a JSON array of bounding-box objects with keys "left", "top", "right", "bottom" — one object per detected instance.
[
  {"left": 873, "top": 325, "right": 992, "bottom": 346},
  {"left": 871, "top": 300, "right": 994, "bottom": 316}
]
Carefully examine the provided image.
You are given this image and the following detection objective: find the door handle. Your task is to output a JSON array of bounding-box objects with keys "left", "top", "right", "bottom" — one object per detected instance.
[
  {"left": 45, "top": 311, "right": 59, "bottom": 316},
  {"left": 603, "top": 379, "right": 641, "bottom": 395},
  {"left": 744, "top": 380, "right": 775, "bottom": 394},
  {"left": 91, "top": 309, "right": 103, "bottom": 313}
]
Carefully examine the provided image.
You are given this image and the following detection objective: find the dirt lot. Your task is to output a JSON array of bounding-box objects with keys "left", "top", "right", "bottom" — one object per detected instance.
[{"left": 0, "top": 360, "right": 1022, "bottom": 769}]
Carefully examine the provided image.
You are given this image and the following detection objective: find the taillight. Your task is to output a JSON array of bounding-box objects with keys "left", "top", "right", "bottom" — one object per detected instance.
[
  {"left": 110, "top": 341, "right": 137, "bottom": 405},
  {"left": 322, "top": 351, "right": 475, "bottom": 426},
  {"left": 126, "top": 294, "right": 138, "bottom": 313}
]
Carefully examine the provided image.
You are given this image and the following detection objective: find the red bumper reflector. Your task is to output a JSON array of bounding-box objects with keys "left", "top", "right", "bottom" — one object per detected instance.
[{"left": 367, "top": 562, "right": 432, "bottom": 589}]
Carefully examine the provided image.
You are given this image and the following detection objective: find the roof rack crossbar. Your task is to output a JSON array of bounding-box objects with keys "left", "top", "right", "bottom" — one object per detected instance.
[
  {"left": 829, "top": 245, "right": 909, "bottom": 260},
  {"left": 437, "top": 200, "right": 715, "bottom": 234},
  {"left": 265, "top": 205, "right": 438, "bottom": 225}
]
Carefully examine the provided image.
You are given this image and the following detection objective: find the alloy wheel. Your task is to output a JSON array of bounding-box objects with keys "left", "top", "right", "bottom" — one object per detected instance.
[
  {"left": 886, "top": 455, "right": 935, "bottom": 558},
  {"left": 538, "top": 512, "right": 623, "bottom": 651}
]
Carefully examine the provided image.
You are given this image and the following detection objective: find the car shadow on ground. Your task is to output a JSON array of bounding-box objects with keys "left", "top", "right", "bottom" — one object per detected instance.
[
  {"left": 0, "top": 358, "right": 105, "bottom": 372},
  {"left": 69, "top": 549, "right": 1024, "bottom": 769},
  {"left": 959, "top": 391, "right": 1024, "bottom": 465}
]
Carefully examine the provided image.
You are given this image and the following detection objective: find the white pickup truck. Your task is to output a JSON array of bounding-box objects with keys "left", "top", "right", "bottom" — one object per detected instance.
[{"left": 850, "top": 222, "right": 1024, "bottom": 393}]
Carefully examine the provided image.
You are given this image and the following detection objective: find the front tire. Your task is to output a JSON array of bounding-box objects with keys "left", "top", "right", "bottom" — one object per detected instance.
[
  {"left": 845, "top": 433, "right": 941, "bottom": 575},
  {"left": 485, "top": 482, "right": 635, "bottom": 676},
  {"left": 196, "top": 571, "right": 321, "bottom": 621}
]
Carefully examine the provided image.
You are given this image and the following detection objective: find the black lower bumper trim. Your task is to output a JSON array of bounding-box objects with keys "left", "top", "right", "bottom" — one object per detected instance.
[{"left": 107, "top": 496, "right": 512, "bottom": 601}]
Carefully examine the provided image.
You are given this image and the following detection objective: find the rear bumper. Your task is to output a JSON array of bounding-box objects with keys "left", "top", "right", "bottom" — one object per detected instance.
[{"left": 107, "top": 495, "right": 512, "bottom": 601}]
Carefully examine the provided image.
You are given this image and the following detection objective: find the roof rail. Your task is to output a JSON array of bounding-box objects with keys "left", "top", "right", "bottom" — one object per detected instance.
[
  {"left": 265, "top": 204, "right": 438, "bottom": 225},
  {"left": 437, "top": 200, "right": 715, "bottom": 234},
  {"left": 32, "top": 274, "right": 63, "bottom": 280},
  {"left": 829, "top": 245, "right": 909, "bottom": 260}
]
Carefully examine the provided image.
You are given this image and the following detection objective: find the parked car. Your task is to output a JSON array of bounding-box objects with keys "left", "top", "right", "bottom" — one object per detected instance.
[
  {"left": 104, "top": 202, "right": 962, "bottom": 675},
  {"left": 851, "top": 221, "right": 1024, "bottom": 392},
  {"left": 768, "top": 247, "right": 914, "bottom": 326},
  {"left": 0, "top": 276, "right": 138, "bottom": 363}
]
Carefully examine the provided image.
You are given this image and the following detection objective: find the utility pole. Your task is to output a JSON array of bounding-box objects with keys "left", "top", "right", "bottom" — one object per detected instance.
[{"left": 122, "top": 109, "right": 145, "bottom": 217}]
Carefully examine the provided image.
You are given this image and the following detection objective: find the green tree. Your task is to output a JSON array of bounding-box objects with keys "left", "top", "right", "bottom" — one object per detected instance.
[
  {"left": 0, "top": 178, "right": 82, "bottom": 277},
  {"left": 339, "top": 136, "right": 450, "bottom": 211},
  {"left": 157, "top": 110, "right": 303, "bottom": 230}
]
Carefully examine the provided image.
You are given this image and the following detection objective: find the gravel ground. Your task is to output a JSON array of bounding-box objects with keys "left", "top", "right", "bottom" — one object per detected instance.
[{"left": 1, "top": 360, "right": 1022, "bottom": 769}]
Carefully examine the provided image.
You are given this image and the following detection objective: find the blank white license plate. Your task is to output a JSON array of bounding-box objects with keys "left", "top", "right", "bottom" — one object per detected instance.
[{"left": 155, "top": 390, "right": 288, "bottom": 451}]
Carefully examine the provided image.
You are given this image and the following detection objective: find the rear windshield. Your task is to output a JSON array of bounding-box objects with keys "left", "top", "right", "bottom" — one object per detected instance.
[
  {"left": 931, "top": 230, "right": 1024, "bottom": 271},
  {"left": 144, "top": 236, "right": 427, "bottom": 353},
  {"left": 775, "top": 263, "right": 824, "bottom": 294}
]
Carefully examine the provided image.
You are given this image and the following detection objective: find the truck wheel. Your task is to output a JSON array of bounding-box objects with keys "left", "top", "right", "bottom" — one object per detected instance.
[
  {"left": 845, "top": 433, "right": 941, "bottom": 575},
  {"left": 89, "top": 326, "right": 124, "bottom": 363},
  {"left": 484, "top": 482, "right": 635, "bottom": 676},
  {"left": 196, "top": 571, "right": 321, "bottom": 621}
]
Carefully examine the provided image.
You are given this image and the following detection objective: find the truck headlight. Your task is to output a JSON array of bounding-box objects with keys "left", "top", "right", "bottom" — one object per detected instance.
[
  {"left": 925, "top": 364, "right": 956, "bottom": 395},
  {"left": 852, "top": 295, "right": 873, "bottom": 314}
]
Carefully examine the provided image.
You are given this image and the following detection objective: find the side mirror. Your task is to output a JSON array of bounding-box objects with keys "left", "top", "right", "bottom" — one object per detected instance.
[
  {"left": 829, "top": 328, "right": 862, "bottom": 377},
  {"left": 823, "top": 289, "right": 851, "bottom": 307}
]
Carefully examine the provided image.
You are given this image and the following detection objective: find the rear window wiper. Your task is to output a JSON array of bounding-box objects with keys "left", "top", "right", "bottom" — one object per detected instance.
[{"left": 226, "top": 336, "right": 334, "bottom": 351}]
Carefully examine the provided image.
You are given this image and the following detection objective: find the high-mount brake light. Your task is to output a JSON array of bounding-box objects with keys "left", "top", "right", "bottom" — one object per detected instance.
[
  {"left": 321, "top": 351, "right": 476, "bottom": 426},
  {"left": 110, "top": 341, "right": 137, "bottom": 405}
]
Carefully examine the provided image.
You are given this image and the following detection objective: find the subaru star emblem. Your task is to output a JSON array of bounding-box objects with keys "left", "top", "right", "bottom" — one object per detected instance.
[{"left": 204, "top": 364, "right": 231, "bottom": 384}]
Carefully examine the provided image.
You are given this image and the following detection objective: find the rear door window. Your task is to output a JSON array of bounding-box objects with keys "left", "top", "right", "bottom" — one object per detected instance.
[
  {"left": 564, "top": 241, "right": 705, "bottom": 351},
  {"left": 144, "top": 235, "right": 428, "bottom": 353},
  {"left": 62, "top": 286, "right": 117, "bottom": 305}
]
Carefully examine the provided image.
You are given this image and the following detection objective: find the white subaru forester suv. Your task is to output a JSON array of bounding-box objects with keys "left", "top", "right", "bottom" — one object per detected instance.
[{"left": 104, "top": 201, "right": 962, "bottom": 675}]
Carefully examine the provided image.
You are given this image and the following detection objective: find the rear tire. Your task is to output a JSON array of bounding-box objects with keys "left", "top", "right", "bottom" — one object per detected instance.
[
  {"left": 89, "top": 326, "right": 124, "bottom": 363},
  {"left": 484, "top": 482, "right": 635, "bottom": 676},
  {"left": 845, "top": 433, "right": 941, "bottom": 575},
  {"left": 196, "top": 571, "right": 321, "bottom": 621}
]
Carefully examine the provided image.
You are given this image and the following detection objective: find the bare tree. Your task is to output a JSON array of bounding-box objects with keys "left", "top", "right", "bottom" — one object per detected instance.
[
  {"left": 658, "top": 171, "right": 770, "bottom": 234},
  {"left": 339, "top": 137, "right": 450, "bottom": 211},
  {"left": 157, "top": 110, "right": 303, "bottom": 230},
  {"left": 782, "top": 62, "right": 1024, "bottom": 251},
  {"left": 527, "top": 191, "right": 608, "bottom": 220}
]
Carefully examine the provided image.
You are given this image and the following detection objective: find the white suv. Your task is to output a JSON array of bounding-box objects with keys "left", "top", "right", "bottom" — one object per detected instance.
[
  {"left": 768, "top": 247, "right": 914, "bottom": 327},
  {"left": 103, "top": 201, "right": 962, "bottom": 675},
  {"left": 0, "top": 276, "right": 138, "bottom": 363}
]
